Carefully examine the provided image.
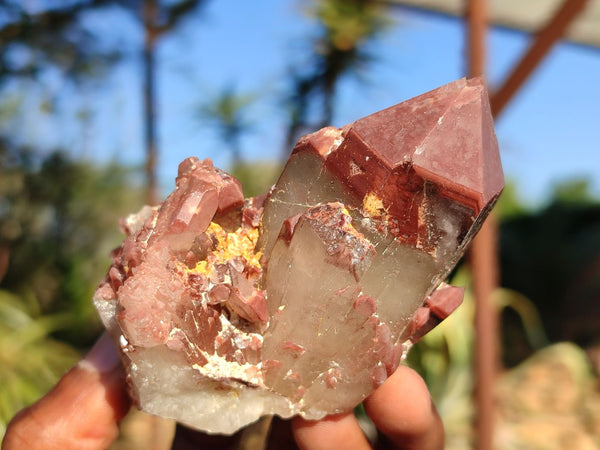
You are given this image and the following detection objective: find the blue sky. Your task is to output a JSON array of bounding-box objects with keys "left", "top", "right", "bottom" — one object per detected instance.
[
  {"left": 13, "top": 0, "right": 600, "bottom": 206},
  {"left": 151, "top": 0, "right": 599, "bottom": 205}
]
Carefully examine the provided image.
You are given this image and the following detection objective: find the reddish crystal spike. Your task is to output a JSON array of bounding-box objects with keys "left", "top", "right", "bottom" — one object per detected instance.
[
  {"left": 288, "top": 77, "right": 504, "bottom": 252},
  {"left": 329, "top": 77, "right": 503, "bottom": 217}
]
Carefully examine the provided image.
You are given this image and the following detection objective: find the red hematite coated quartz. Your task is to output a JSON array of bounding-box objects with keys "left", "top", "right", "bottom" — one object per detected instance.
[
  {"left": 260, "top": 77, "right": 503, "bottom": 256},
  {"left": 94, "top": 77, "right": 503, "bottom": 434}
]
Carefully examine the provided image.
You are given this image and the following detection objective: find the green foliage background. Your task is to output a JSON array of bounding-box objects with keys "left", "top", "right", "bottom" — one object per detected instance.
[
  {"left": 0, "top": 147, "right": 146, "bottom": 433},
  {"left": 1, "top": 149, "right": 146, "bottom": 346}
]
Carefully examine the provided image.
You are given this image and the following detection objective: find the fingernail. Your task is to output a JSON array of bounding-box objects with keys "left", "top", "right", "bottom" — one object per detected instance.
[{"left": 80, "top": 332, "right": 121, "bottom": 374}]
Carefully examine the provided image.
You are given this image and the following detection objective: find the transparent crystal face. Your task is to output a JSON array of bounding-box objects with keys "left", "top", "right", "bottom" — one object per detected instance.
[
  {"left": 259, "top": 150, "right": 471, "bottom": 344},
  {"left": 262, "top": 206, "right": 378, "bottom": 413}
]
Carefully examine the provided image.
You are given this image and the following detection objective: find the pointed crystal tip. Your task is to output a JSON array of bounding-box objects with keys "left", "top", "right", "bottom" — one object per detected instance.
[{"left": 334, "top": 76, "right": 504, "bottom": 216}]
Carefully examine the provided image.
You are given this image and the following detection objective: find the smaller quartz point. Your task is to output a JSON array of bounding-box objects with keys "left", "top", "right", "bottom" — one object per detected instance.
[{"left": 94, "top": 77, "right": 503, "bottom": 434}]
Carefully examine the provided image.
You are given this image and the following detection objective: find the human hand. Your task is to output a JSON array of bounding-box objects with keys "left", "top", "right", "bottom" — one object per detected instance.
[
  {"left": 289, "top": 366, "right": 444, "bottom": 450},
  {"left": 2, "top": 333, "right": 443, "bottom": 449}
]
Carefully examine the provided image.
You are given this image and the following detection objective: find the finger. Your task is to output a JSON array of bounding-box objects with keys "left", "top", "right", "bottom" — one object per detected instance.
[
  {"left": 291, "top": 412, "right": 370, "bottom": 450},
  {"left": 364, "top": 365, "right": 444, "bottom": 449},
  {"left": 3, "top": 332, "right": 130, "bottom": 450}
]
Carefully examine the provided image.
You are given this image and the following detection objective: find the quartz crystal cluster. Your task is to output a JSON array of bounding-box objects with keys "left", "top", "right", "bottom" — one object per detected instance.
[{"left": 94, "top": 77, "right": 503, "bottom": 434}]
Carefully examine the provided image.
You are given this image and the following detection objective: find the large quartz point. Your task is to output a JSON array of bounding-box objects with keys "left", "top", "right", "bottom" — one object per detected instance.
[{"left": 94, "top": 77, "right": 503, "bottom": 434}]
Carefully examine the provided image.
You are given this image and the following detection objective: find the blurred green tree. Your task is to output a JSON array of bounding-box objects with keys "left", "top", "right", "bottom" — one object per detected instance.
[
  {"left": 283, "top": 0, "right": 391, "bottom": 154},
  {"left": 0, "top": 145, "right": 145, "bottom": 346},
  {"left": 500, "top": 178, "right": 600, "bottom": 356},
  {"left": 195, "top": 85, "right": 257, "bottom": 165},
  {"left": 0, "top": 0, "right": 121, "bottom": 80},
  {"left": 551, "top": 178, "right": 597, "bottom": 205},
  {"left": 193, "top": 84, "right": 281, "bottom": 197},
  {"left": 493, "top": 180, "right": 530, "bottom": 220},
  {"left": 0, "top": 0, "right": 207, "bottom": 204},
  {"left": 230, "top": 161, "right": 282, "bottom": 198}
]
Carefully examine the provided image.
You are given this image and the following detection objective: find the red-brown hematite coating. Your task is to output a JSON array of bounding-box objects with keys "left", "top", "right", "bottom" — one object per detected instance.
[{"left": 290, "top": 77, "right": 503, "bottom": 248}]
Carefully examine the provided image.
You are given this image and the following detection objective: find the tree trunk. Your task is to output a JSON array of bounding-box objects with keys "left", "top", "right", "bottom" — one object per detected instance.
[
  {"left": 321, "top": 81, "right": 335, "bottom": 128},
  {"left": 0, "top": 243, "right": 9, "bottom": 283},
  {"left": 143, "top": 0, "right": 159, "bottom": 205}
]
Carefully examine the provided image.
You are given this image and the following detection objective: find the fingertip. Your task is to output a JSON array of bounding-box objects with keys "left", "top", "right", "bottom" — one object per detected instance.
[
  {"left": 3, "top": 333, "right": 130, "bottom": 450},
  {"left": 364, "top": 365, "right": 444, "bottom": 449},
  {"left": 292, "top": 413, "right": 370, "bottom": 450},
  {"left": 79, "top": 331, "right": 121, "bottom": 374}
]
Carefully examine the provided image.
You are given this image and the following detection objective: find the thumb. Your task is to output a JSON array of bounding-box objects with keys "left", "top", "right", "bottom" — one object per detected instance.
[{"left": 3, "top": 333, "right": 130, "bottom": 450}]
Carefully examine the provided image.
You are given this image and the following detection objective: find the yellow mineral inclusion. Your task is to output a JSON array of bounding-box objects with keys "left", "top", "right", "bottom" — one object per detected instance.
[
  {"left": 362, "top": 191, "right": 387, "bottom": 219},
  {"left": 338, "top": 205, "right": 370, "bottom": 243},
  {"left": 190, "top": 222, "right": 262, "bottom": 275}
]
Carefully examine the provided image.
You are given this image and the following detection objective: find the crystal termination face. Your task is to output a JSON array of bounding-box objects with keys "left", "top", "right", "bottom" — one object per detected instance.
[{"left": 94, "top": 77, "right": 503, "bottom": 434}]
